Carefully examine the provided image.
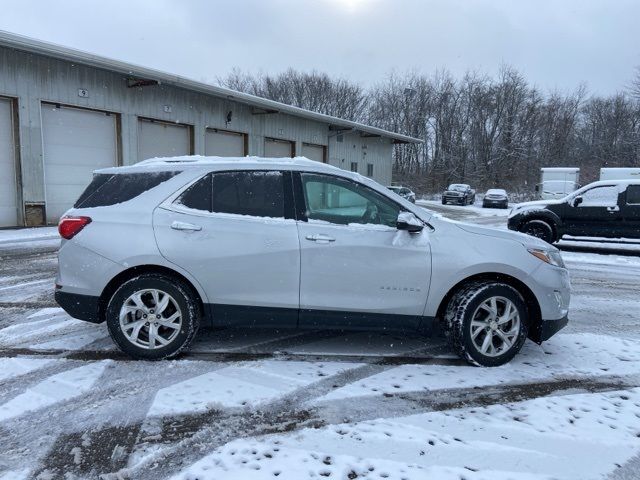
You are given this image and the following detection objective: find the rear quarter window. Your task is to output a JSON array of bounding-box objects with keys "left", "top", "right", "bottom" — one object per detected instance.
[{"left": 74, "top": 171, "right": 179, "bottom": 208}]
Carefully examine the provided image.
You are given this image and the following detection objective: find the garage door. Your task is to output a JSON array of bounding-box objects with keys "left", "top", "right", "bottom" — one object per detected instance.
[
  {"left": 264, "top": 138, "right": 294, "bottom": 158},
  {"left": 301, "top": 143, "right": 326, "bottom": 163},
  {"left": 0, "top": 98, "right": 18, "bottom": 226},
  {"left": 138, "top": 119, "right": 191, "bottom": 161},
  {"left": 205, "top": 129, "right": 246, "bottom": 157},
  {"left": 42, "top": 104, "right": 117, "bottom": 223}
]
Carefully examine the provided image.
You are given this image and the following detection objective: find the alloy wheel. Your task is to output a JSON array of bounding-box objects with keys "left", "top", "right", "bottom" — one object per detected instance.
[
  {"left": 119, "top": 289, "right": 182, "bottom": 349},
  {"left": 469, "top": 296, "right": 521, "bottom": 357}
]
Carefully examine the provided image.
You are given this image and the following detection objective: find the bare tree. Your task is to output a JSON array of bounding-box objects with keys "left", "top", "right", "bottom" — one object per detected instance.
[
  {"left": 218, "top": 66, "right": 640, "bottom": 196},
  {"left": 218, "top": 68, "right": 368, "bottom": 121}
]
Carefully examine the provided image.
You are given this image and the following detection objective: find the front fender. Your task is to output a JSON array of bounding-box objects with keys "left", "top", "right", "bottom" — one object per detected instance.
[
  {"left": 422, "top": 262, "right": 538, "bottom": 318},
  {"left": 509, "top": 208, "right": 562, "bottom": 231},
  {"left": 423, "top": 222, "right": 544, "bottom": 318}
]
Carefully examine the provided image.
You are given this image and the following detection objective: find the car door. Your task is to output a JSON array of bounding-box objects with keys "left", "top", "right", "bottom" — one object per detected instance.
[
  {"left": 294, "top": 172, "right": 432, "bottom": 330},
  {"left": 153, "top": 170, "right": 300, "bottom": 327},
  {"left": 563, "top": 184, "right": 623, "bottom": 237},
  {"left": 621, "top": 184, "right": 640, "bottom": 238}
]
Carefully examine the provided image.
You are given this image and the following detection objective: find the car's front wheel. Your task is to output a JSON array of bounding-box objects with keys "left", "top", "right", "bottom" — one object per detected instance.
[
  {"left": 520, "top": 219, "right": 555, "bottom": 244},
  {"left": 444, "top": 282, "right": 529, "bottom": 366},
  {"left": 106, "top": 274, "right": 200, "bottom": 360}
]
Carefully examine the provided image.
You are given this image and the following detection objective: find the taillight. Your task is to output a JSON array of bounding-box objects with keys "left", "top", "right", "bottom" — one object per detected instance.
[{"left": 58, "top": 216, "right": 92, "bottom": 240}]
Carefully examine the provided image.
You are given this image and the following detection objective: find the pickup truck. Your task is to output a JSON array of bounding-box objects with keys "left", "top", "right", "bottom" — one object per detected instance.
[{"left": 508, "top": 180, "right": 640, "bottom": 243}]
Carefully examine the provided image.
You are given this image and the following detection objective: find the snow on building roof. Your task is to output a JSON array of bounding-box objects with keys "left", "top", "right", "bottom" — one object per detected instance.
[{"left": 0, "top": 30, "right": 423, "bottom": 145}]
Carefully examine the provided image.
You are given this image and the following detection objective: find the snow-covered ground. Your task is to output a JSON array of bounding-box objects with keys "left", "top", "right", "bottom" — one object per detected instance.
[{"left": 0, "top": 210, "right": 639, "bottom": 479}]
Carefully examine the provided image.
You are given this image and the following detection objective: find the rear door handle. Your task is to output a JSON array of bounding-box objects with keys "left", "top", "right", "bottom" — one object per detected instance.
[
  {"left": 171, "top": 221, "right": 202, "bottom": 231},
  {"left": 305, "top": 234, "right": 336, "bottom": 243},
  {"left": 607, "top": 206, "right": 620, "bottom": 213}
]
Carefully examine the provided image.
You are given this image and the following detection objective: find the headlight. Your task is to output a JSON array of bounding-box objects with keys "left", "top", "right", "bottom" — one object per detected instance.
[{"left": 528, "top": 248, "right": 565, "bottom": 268}]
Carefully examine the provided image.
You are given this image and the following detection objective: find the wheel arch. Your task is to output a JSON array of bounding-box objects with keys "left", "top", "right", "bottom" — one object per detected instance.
[
  {"left": 435, "top": 272, "right": 543, "bottom": 343},
  {"left": 98, "top": 264, "right": 207, "bottom": 325},
  {"left": 513, "top": 210, "right": 562, "bottom": 239}
]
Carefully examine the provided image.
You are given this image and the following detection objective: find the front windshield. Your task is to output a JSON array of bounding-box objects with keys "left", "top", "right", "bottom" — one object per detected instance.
[{"left": 448, "top": 184, "right": 468, "bottom": 192}]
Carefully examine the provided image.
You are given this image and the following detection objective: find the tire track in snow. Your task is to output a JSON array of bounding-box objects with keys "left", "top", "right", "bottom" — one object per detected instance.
[
  {"left": 0, "top": 346, "right": 466, "bottom": 366},
  {"left": 24, "top": 360, "right": 234, "bottom": 479},
  {"left": 111, "top": 373, "right": 640, "bottom": 480}
]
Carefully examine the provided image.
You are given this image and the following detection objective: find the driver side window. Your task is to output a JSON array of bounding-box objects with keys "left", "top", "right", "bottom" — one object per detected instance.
[
  {"left": 301, "top": 173, "right": 400, "bottom": 227},
  {"left": 578, "top": 185, "right": 619, "bottom": 207}
]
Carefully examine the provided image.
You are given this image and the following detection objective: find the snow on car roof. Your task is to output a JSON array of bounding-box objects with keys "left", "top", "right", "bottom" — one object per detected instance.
[
  {"left": 95, "top": 155, "right": 342, "bottom": 174},
  {"left": 486, "top": 189, "right": 507, "bottom": 194},
  {"left": 579, "top": 179, "right": 640, "bottom": 187}
]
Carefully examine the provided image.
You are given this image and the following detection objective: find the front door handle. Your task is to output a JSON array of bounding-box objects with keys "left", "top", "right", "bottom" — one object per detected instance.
[
  {"left": 171, "top": 221, "right": 202, "bottom": 231},
  {"left": 607, "top": 206, "right": 620, "bottom": 213},
  {"left": 305, "top": 234, "right": 336, "bottom": 243}
]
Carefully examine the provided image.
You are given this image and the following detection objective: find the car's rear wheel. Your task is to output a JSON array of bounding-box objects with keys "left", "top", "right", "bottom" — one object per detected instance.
[
  {"left": 444, "top": 282, "right": 529, "bottom": 367},
  {"left": 106, "top": 274, "right": 200, "bottom": 360},
  {"left": 520, "top": 219, "right": 555, "bottom": 244}
]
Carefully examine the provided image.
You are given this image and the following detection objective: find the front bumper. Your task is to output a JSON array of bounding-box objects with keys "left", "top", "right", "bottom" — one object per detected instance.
[
  {"left": 55, "top": 289, "right": 102, "bottom": 323},
  {"left": 443, "top": 196, "right": 465, "bottom": 204},
  {"left": 533, "top": 314, "right": 569, "bottom": 343}
]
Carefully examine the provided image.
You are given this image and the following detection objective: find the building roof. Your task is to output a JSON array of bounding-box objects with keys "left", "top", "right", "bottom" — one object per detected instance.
[{"left": 0, "top": 30, "right": 422, "bottom": 145}]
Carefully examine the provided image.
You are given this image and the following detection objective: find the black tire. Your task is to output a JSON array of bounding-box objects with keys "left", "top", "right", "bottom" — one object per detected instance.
[
  {"left": 520, "top": 219, "right": 555, "bottom": 244},
  {"left": 443, "top": 281, "right": 529, "bottom": 367},
  {"left": 106, "top": 274, "right": 200, "bottom": 360},
  {"left": 441, "top": 199, "right": 447, "bottom": 205}
]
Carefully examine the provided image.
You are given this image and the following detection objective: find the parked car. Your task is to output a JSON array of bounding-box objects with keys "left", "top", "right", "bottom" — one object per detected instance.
[
  {"left": 508, "top": 180, "right": 640, "bottom": 244},
  {"left": 55, "top": 156, "right": 569, "bottom": 367},
  {"left": 482, "top": 189, "right": 509, "bottom": 209},
  {"left": 442, "top": 184, "right": 476, "bottom": 205},
  {"left": 387, "top": 185, "right": 416, "bottom": 203}
]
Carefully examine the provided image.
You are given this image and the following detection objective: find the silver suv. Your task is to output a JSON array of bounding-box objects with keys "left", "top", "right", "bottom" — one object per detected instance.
[{"left": 55, "top": 156, "right": 570, "bottom": 366}]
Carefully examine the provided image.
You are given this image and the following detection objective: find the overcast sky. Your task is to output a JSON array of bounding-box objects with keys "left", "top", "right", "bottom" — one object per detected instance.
[{"left": 1, "top": 0, "right": 639, "bottom": 95}]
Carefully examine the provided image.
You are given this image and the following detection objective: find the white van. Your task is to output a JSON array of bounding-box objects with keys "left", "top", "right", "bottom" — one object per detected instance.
[{"left": 600, "top": 168, "right": 640, "bottom": 181}]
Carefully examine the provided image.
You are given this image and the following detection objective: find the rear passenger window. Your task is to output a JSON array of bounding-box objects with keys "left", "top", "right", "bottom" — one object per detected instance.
[
  {"left": 626, "top": 185, "right": 640, "bottom": 205},
  {"left": 212, "top": 171, "right": 284, "bottom": 218},
  {"left": 74, "top": 171, "right": 179, "bottom": 208}
]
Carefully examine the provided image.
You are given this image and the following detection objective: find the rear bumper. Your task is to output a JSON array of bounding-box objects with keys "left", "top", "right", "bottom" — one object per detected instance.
[
  {"left": 483, "top": 200, "right": 508, "bottom": 207},
  {"left": 55, "top": 289, "right": 102, "bottom": 323}
]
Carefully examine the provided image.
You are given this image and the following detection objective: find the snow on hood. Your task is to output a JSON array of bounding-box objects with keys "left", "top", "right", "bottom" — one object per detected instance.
[
  {"left": 454, "top": 221, "right": 552, "bottom": 250},
  {"left": 508, "top": 198, "right": 565, "bottom": 218},
  {"left": 513, "top": 199, "right": 564, "bottom": 209}
]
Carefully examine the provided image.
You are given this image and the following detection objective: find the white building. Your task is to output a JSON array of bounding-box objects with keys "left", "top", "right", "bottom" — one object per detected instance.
[{"left": 0, "top": 31, "right": 420, "bottom": 227}]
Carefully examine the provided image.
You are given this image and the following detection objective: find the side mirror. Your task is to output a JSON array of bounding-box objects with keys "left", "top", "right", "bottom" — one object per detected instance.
[
  {"left": 396, "top": 212, "right": 424, "bottom": 233},
  {"left": 572, "top": 196, "right": 583, "bottom": 207},
  {"left": 534, "top": 185, "right": 540, "bottom": 192}
]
